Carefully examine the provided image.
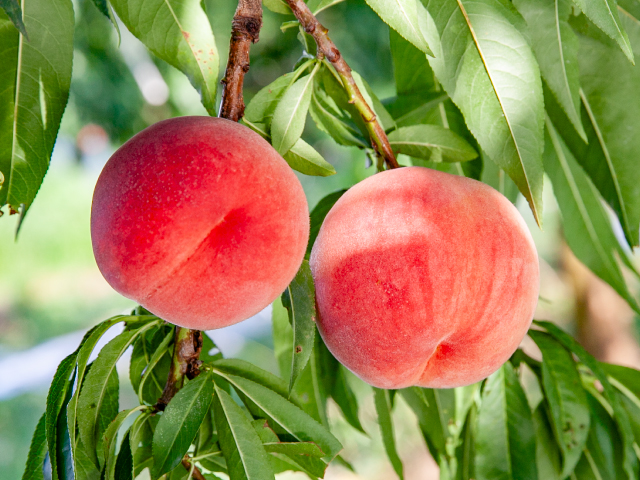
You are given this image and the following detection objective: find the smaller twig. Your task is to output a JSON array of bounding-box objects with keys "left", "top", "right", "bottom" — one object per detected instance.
[
  {"left": 182, "top": 456, "right": 207, "bottom": 480},
  {"left": 219, "top": 0, "right": 263, "bottom": 121},
  {"left": 154, "top": 326, "right": 203, "bottom": 411},
  {"left": 285, "top": 0, "right": 399, "bottom": 169}
]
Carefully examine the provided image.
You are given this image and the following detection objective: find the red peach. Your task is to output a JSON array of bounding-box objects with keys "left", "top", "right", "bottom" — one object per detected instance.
[
  {"left": 91, "top": 116, "right": 309, "bottom": 330},
  {"left": 310, "top": 167, "right": 539, "bottom": 389}
]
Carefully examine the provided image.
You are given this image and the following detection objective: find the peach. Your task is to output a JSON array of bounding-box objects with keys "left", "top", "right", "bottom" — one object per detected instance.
[
  {"left": 91, "top": 116, "right": 309, "bottom": 330},
  {"left": 309, "top": 167, "right": 539, "bottom": 389}
]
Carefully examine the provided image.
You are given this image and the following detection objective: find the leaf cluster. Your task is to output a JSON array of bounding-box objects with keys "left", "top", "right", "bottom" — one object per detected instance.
[
  {"left": 365, "top": 321, "right": 640, "bottom": 480},
  {"left": 25, "top": 311, "right": 343, "bottom": 480},
  {"left": 2, "top": 0, "right": 640, "bottom": 315}
]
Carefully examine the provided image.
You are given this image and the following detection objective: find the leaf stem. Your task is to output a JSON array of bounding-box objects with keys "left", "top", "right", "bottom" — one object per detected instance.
[
  {"left": 219, "top": 0, "right": 264, "bottom": 121},
  {"left": 284, "top": 0, "right": 399, "bottom": 169},
  {"left": 154, "top": 326, "right": 203, "bottom": 411}
]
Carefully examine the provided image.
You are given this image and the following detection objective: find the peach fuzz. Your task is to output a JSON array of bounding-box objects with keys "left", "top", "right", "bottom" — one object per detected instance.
[
  {"left": 310, "top": 167, "right": 539, "bottom": 389},
  {"left": 91, "top": 116, "right": 309, "bottom": 330}
]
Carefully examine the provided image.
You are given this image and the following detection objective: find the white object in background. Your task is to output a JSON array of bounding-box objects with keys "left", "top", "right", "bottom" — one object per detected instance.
[{"left": 0, "top": 305, "right": 273, "bottom": 400}]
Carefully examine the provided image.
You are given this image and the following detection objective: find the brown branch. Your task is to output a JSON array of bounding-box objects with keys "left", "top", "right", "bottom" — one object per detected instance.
[
  {"left": 154, "top": 326, "right": 203, "bottom": 411},
  {"left": 182, "top": 456, "right": 207, "bottom": 480},
  {"left": 219, "top": 0, "right": 263, "bottom": 121},
  {"left": 285, "top": 0, "right": 399, "bottom": 169}
]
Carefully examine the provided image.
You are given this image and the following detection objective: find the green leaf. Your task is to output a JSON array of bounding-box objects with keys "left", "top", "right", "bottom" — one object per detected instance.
[
  {"left": 90, "top": 0, "right": 110, "bottom": 17},
  {"left": 389, "top": 27, "right": 434, "bottom": 96},
  {"left": 282, "top": 260, "right": 317, "bottom": 392},
  {"left": 373, "top": 389, "right": 404, "bottom": 479},
  {"left": 307, "top": 190, "right": 346, "bottom": 258},
  {"left": 318, "top": 337, "right": 365, "bottom": 433},
  {"left": 601, "top": 362, "right": 640, "bottom": 401},
  {"left": 214, "top": 373, "right": 343, "bottom": 461},
  {"left": 384, "top": 92, "right": 447, "bottom": 127},
  {"left": 0, "top": 0, "right": 27, "bottom": 37},
  {"left": 69, "top": 316, "right": 128, "bottom": 460},
  {"left": 572, "top": 0, "right": 634, "bottom": 62},
  {"left": 309, "top": 92, "right": 367, "bottom": 148},
  {"left": 351, "top": 71, "right": 397, "bottom": 133},
  {"left": 73, "top": 445, "right": 100, "bottom": 480},
  {"left": 618, "top": 394, "right": 640, "bottom": 451},
  {"left": 543, "top": 118, "right": 640, "bottom": 313},
  {"left": 475, "top": 363, "right": 537, "bottom": 480},
  {"left": 262, "top": 433, "right": 328, "bottom": 478},
  {"left": 255, "top": 419, "right": 327, "bottom": 475},
  {"left": 198, "top": 457, "right": 227, "bottom": 476},
  {"left": 271, "top": 68, "right": 318, "bottom": 155},
  {"left": 454, "top": 405, "right": 476, "bottom": 480},
  {"left": 289, "top": 342, "right": 328, "bottom": 426},
  {"left": 115, "top": 431, "right": 134, "bottom": 480},
  {"left": 388, "top": 125, "right": 478, "bottom": 163},
  {"left": 573, "top": 20, "right": 640, "bottom": 246},
  {"left": 130, "top": 325, "right": 171, "bottom": 397},
  {"left": 532, "top": 405, "right": 562, "bottom": 480},
  {"left": 272, "top": 296, "right": 294, "bottom": 381},
  {"left": 316, "top": 65, "right": 371, "bottom": 140},
  {"left": 103, "top": 408, "right": 145, "bottom": 480},
  {"left": 0, "top": 0, "right": 73, "bottom": 222},
  {"left": 167, "top": 465, "right": 189, "bottom": 480},
  {"left": 619, "top": 0, "right": 640, "bottom": 22},
  {"left": 196, "top": 407, "right": 219, "bottom": 456},
  {"left": 98, "top": 369, "right": 121, "bottom": 467},
  {"left": 263, "top": 0, "right": 291, "bottom": 15},
  {"left": 513, "top": 0, "right": 586, "bottom": 140},
  {"left": 138, "top": 329, "right": 174, "bottom": 405},
  {"left": 534, "top": 320, "right": 638, "bottom": 479},
  {"left": 309, "top": 0, "right": 346, "bottom": 14},
  {"left": 109, "top": 0, "right": 218, "bottom": 114},
  {"left": 528, "top": 331, "right": 590, "bottom": 476},
  {"left": 480, "top": 151, "right": 519, "bottom": 204},
  {"left": 130, "top": 325, "right": 160, "bottom": 393},
  {"left": 425, "top": 0, "right": 545, "bottom": 225},
  {"left": 272, "top": 452, "right": 327, "bottom": 479},
  {"left": 268, "top": 453, "right": 322, "bottom": 478},
  {"left": 131, "top": 413, "right": 157, "bottom": 477},
  {"left": 22, "top": 413, "right": 47, "bottom": 480},
  {"left": 574, "top": 392, "right": 629, "bottom": 480},
  {"left": 152, "top": 372, "right": 215, "bottom": 477},
  {"left": 212, "top": 359, "right": 289, "bottom": 400},
  {"left": 244, "top": 73, "right": 296, "bottom": 127},
  {"left": 201, "top": 333, "right": 223, "bottom": 363},
  {"left": 252, "top": 419, "right": 279, "bottom": 444},
  {"left": 78, "top": 328, "right": 147, "bottom": 464},
  {"left": 365, "top": 0, "right": 433, "bottom": 54},
  {"left": 283, "top": 139, "right": 336, "bottom": 177},
  {"left": 213, "top": 386, "right": 275, "bottom": 480},
  {"left": 263, "top": 442, "right": 325, "bottom": 457},
  {"left": 56, "top": 400, "right": 75, "bottom": 480},
  {"left": 601, "top": 363, "right": 640, "bottom": 444},
  {"left": 400, "top": 387, "right": 456, "bottom": 460},
  {"left": 45, "top": 353, "right": 77, "bottom": 480}
]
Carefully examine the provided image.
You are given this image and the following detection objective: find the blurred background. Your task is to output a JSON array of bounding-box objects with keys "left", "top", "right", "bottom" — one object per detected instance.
[{"left": 1, "top": 0, "right": 639, "bottom": 478}]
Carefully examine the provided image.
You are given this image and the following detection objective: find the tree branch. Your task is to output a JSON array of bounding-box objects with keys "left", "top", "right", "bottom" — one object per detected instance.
[
  {"left": 285, "top": 0, "right": 399, "bottom": 169},
  {"left": 182, "top": 455, "right": 207, "bottom": 480},
  {"left": 219, "top": 0, "right": 264, "bottom": 121},
  {"left": 154, "top": 326, "right": 203, "bottom": 411}
]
